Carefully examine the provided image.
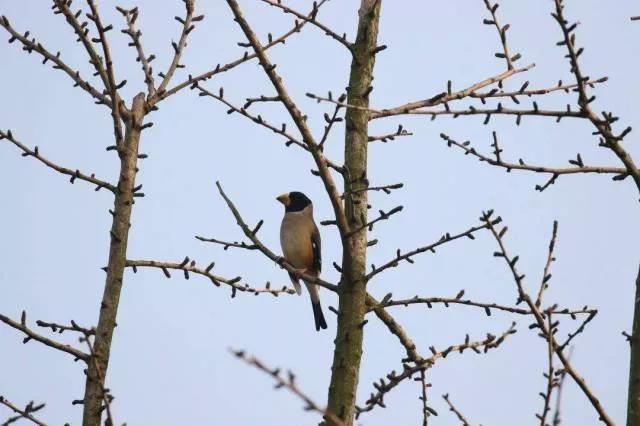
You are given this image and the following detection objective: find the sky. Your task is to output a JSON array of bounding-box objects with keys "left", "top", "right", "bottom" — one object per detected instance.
[{"left": 1, "top": 0, "right": 640, "bottom": 425}]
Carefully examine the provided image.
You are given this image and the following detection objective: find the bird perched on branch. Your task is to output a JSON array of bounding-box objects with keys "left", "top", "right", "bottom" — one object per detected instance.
[{"left": 277, "top": 191, "right": 327, "bottom": 331}]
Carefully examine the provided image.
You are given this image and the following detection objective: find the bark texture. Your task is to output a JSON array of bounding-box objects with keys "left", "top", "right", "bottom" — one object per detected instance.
[
  {"left": 628, "top": 264, "right": 640, "bottom": 426},
  {"left": 82, "top": 94, "right": 145, "bottom": 426},
  {"left": 326, "top": 1, "right": 381, "bottom": 424}
]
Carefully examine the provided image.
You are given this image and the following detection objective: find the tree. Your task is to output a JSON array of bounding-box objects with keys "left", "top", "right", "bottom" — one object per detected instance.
[{"left": 1, "top": 1, "right": 637, "bottom": 425}]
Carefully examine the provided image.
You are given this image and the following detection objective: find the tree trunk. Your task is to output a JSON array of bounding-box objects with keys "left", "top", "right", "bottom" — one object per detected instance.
[
  {"left": 326, "top": 1, "right": 381, "bottom": 424},
  {"left": 627, "top": 264, "right": 640, "bottom": 426},
  {"left": 82, "top": 93, "right": 145, "bottom": 426}
]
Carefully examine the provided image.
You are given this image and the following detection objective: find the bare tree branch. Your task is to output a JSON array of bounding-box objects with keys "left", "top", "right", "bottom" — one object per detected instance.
[
  {"left": 231, "top": 349, "right": 346, "bottom": 426},
  {"left": 0, "top": 16, "right": 110, "bottom": 106},
  {"left": 440, "top": 133, "right": 628, "bottom": 190},
  {"left": 0, "top": 396, "right": 47, "bottom": 426},
  {"left": 195, "top": 85, "right": 344, "bottom": 173},
  {"left": 482, "top": 0, "right": 519, "bottom": 70},
  {"left": 156, "top": 0, "right": 198, "bottom": 95},
  {"left": 52, "top": 0, "right": 111, "bottom": 92},
  {"left": 484, "top": 213, "right": 614, "bottom": 425},
  {"left": 224, "top": 0, "right": 349, "bottom": 237},
  {"left": 260, "top": 0, "right": 352, "bottom": 50},
  {"left": 0, "top": 130, "right": 117, "bottom": 193},
  {"left": 442, "top": 393, "right": 472, "bottom": 426},
  {"left": 86, "top": 0, "right": 125, "bottom": 146},
  {"left": 552, "top": 0, "right": 640, "bottom": 193},
  {"left": 0, "top": 311, "right": 89, "bottom": 362},
  {"left": 357, "top": 323, "right": 517, "bottom": 416},
  {"left": 151, "top": 0, "right": 331, "bottom": 105},
  {"left": 117, "top": 7, "right": 156, "bottom": 96},
  {"left": 367, "top": 220, "right": 494, "bottom": 281},
  {"left": 374, "top": 293, "right": 596, "bottom": 318},
  {"left": 126, "top": 258, "right": 296, "bottom": 297}
]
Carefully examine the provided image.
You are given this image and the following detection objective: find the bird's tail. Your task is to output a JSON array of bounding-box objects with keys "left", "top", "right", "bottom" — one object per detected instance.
[
  {"left": 311, "top": 301, "right": 328, "bottom": 331},
  {"left": 305, "top": 280, "right": 327, "bottom": 331}
]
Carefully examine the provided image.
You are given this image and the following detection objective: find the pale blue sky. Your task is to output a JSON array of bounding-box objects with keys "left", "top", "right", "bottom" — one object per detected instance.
[{"left": 1, "top": 1, "right": 639, "bottom": 425}]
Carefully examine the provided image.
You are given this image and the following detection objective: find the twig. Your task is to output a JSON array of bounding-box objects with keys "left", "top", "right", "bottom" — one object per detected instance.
[
  {"left": 0, "top": 130, "right": 116, "bottom": 193},
  {"left": 537, "top": 315, "right": 556, "bottom": 426},
  {"left": 319, "top": 98, "right": 344, "bottom": 149},
  {"left": 125, "top": 258, "right": 296, "bottom": 297},
  {"left": 368, "top": 125, "right": 412, "bottom": 143},
  {"left": 552, "top": 0, "right": 640, "bottom": 193},
  {"left": 52, "top": 0, "right": 111, "bottom": 92},
  {"left": 442, "top": 393, "right": 472, "bottom": 426},
  {"left": 0, "top": 311, "right": 89, "bottom": 362},
  {"left": 440, "top": 133, "right": 627, "bottom": 189},
  {"left": 0, "top": 16, "right": 110, "bottom": 106},
  {"left": 230, "top": 349, "right": 345, "bottom": 426},
  {"left": 152, "top": 0, "right": 331, "bottom": 105},
  {"left": 536, "top": 221, "right": 559, "bottom": 306},
  {"left": 196, "top": 85, "right": 344, "bottom": 174},
  {"left": 225, "top": 0, "right": 349, "bottom": 237},
  {"left": 0, "top": 396, "right": 47, "bottom": 426},
  {"left": 552, "top": 348, "right": 573, "bottom": 425},
  {"left": 374, "top": 293, "right": 596, "bottom": 318},
  {"left": 357, "top": 323, "right": 517, "bottom": 416},
  {"left": 346, "top": 205, "right": 403, "bottom": 237},
  {"left": 117, "top": 7, "right": 156, "bottom": 95},
  {"left": 157, "top": 0, "right": 198, "bottom": 95},
  {"left": 86, "top": 0, "right": 124, "bottom": 146},
  {"left": 260, "top": 0, "right": 352, "bottom": 50},
  {"left": 482, "top": 0, "right": 518, "bottom": 70},
  {"left": 36, "top": 319, "right": 94, "bottom": 336},
  {"left": 417, "top": 369, "right": 433, "bottom": 425},
  {"left": 366, "top": 220, "right": 495, "bottom": 281},
  {"left": 484, "top": 212, "right": 614, "bottom": 425}
]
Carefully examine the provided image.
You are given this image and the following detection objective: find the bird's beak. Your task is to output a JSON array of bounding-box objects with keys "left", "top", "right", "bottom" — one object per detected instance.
[{"left": 276, "top": 193, "right": 290, "bottom": 206}]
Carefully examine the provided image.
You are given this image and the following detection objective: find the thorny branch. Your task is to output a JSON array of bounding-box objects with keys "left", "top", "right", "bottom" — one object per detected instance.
[{"left": 231, "top": 349, "right": 346, "bottom": 426}]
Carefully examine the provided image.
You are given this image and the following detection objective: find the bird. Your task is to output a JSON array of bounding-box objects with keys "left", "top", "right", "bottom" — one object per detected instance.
[{"left": 276, "top": 191, "right": 327, "bottom": 331}]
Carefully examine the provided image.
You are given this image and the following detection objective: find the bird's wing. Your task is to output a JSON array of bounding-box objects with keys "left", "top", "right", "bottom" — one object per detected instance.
[{"left": 311, "top": 223, "right": 321, "bottom": 274}]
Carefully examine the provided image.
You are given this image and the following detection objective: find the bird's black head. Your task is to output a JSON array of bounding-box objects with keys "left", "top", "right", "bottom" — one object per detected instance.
[{"left": 277, "top": 191, "right": 312, "bottom": 213}]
